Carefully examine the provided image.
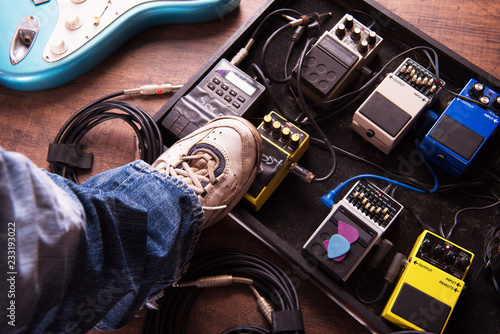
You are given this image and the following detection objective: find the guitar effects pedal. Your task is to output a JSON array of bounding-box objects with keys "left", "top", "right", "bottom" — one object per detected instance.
[
  {"left": 351, "top": 58, "right": 444, "bottom": 154},
  {"left": 382, "top": 230, "right": 474, "bottom": 334},
  {"left": 303, "top": 180, "right": 403, "bottom": 281},
  {"left": 417, "top": 79, "right": 500, "bottom": 177},
  {"left": 291, "top": 13, "right": 383, "bottom": 103},
  {"left": 162, "top": 59, "right": 265, "bottom": 139},
  {"left": 243, "top": 112, "right": 309, "bottom": 211}
]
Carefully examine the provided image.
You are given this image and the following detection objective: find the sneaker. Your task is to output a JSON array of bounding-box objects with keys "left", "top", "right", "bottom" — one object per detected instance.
[{"left": 152, "top": 116, "right": 263, "bottom": 228}]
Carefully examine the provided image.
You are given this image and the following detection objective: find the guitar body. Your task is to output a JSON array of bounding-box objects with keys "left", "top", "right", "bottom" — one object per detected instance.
[{"left": 0, "top": 0, "right": 240, "bottom": 91}]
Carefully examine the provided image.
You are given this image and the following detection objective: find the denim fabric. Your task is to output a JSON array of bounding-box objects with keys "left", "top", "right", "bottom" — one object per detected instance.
[{"left": 0, "top": 148, "right": 203, "bottom": 333}]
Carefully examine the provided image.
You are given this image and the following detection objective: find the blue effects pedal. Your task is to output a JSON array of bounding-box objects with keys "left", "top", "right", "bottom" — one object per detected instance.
[{"left": 418, "top": 79, "right": 500, "bottom": 177}]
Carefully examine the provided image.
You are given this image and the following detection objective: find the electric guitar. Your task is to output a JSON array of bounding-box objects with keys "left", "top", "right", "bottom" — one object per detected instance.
[{"left": 0, "top": 0, "right": 240, "bottom": 91}]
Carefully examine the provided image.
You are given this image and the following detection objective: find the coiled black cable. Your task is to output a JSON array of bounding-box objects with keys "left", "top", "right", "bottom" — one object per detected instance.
[
  {"left": 49, "top": 91, "right": 163, "bottom": 183},
  {"left": 143, "top": 249, "right": 303, "bottom": 334}
]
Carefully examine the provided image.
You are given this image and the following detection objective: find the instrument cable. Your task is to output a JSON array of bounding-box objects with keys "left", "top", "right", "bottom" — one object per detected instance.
[{"left": 142, "top": 249, "right": 303, "bottom": 334}]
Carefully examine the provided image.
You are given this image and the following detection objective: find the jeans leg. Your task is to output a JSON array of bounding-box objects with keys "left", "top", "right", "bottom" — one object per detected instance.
[{"left": 0, "top": 148, "right": 204, "bottom": 333}]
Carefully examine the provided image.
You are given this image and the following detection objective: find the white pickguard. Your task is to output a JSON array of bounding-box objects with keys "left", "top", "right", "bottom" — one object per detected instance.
[{"left": 43, "top": 0, "right": 156, "bottom": 62}]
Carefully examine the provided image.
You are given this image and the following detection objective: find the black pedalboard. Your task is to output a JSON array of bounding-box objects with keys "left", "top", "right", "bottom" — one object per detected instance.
[{"left": 154, "top": 0, "right": 500, "bottom": 333}]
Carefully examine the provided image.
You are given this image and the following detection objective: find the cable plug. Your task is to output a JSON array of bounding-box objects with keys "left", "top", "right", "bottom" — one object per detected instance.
[
  {"left": 231, "top": 39, "right": 255, "bottom": 66},
  {"left": 124, "top": 83, "right": 183, "bottom": 95},
  {"left": 289, "top": 162, "right": 315, "bottom": 183},
  {"left": 384, "top": 252, "right": 406, "bottom": 285},
  {"left": 249, "top": 285, "right": 274, "bottom": 324},
  {"left": 290, "top": 12, "right": 332, "bottom": 27},
  {"left": 321, "top": 182, "right": 348, "bottom": 208},
  {"left": 173, "top": 275, "right": 253, "bottom": 288}
]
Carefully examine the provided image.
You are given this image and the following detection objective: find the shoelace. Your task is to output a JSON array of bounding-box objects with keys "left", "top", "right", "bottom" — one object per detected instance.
[{"left": 156, "top": 151, "right": 227, "bottom": 211}]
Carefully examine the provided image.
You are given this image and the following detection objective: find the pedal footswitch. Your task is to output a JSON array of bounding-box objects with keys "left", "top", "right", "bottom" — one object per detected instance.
[
  {"left": 382, "top": 230, "right": 474, "bottom": 334},
  {"left": 303, "top": 180, "right": 403, "bottom": 281},
  {"left": 243, "top": 111, "right": 309, "bottom": 211}
]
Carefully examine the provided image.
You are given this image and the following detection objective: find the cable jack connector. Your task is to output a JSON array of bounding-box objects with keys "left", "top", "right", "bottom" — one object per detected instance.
[
  {"left": 289, "top": 162, "right": 315, "bottom": 183},
  {"left": 173, "top": 275, "right": 253, "bottom": 288},
  {"left": 124, "top": 83, "right": 183, "bottom": 96},
  {"left": 249, "top": 285, "right": 274, "bottom": 324}
]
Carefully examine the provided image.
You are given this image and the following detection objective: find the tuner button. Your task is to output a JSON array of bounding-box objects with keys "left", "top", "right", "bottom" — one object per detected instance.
[
  {"left": 367, "top": 31, "right": 377, "bottom": 44},
  {"left": 469, "top": 82, "right": 485, "bottom": 98},
  {"left": 344, "top": 14, "right": 354, "bottom": 28},
  {"left": 49, "top": 38, "right": 68, "bottom": 55},
  {"left": 479, "top": 95, "right": 491, "bottom": 105},
  {"left": 65, "top": 13, "right": 83, "bottom": 30},
  {"left": 492, "top": 96, "right": 500, "bottom": 110},
  {"left": 358, "top": 40, "right": 368, "bottom": 53},
  {"left": 352, "top": 27, "right": 361, "bottom": 41},
  {"left": 336, "top": 23, "right": 346, "bottom": 39}
]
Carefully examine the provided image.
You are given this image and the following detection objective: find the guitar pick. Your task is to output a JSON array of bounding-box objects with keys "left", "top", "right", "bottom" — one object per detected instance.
[
  {"left": 338, "top": 221, "right": 359, "bottom": 244},
  {"left": 326, "top": 234, "right": 350, "bottom": 259}
]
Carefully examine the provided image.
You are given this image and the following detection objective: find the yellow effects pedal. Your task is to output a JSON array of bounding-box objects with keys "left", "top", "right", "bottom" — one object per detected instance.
[
  {"left": 244, "top": 112, "right": 309, "bottom": 211},
  {"left": 381, "top": 230, "right": 474, "bottom": 333}
]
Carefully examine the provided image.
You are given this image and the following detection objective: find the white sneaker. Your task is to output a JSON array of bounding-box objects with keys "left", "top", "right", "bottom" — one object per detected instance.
[{"left": 153, "top": 116, "right": 262, "bottom": 228}]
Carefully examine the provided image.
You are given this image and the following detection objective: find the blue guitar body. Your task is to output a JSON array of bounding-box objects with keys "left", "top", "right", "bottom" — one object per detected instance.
[{"left": 0, "top": 0, "right": 240, "bottom": 91}]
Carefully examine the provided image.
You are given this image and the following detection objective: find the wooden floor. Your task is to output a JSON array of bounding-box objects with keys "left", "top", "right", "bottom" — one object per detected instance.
[{"left": 1, "top": 0, "right": 498, "bottom": 333}]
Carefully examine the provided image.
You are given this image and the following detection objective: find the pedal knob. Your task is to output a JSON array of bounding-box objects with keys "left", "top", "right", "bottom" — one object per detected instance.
[
  {"left": 421, "top": 238, "right": 432, "bottom": 251},
  {"left": 65, "top": 13, "right": 83, "bottom": 30},
  {"left": 335, "top": 23, "right": 346, "bottom": 39},
  {"left": 492, "top": 96, "right": 500, "bottom": 110},
  {"left": 49, "top": 38, "right": 68, "bottom": 55},
  {"left": 433, "top": 244, "right": 445, "bottom": 258},
  {"left": 367, "top": 31, "right": 377, "bottom": 44},
  {"left": 263, "top": 114, "right": 273, "bottom": 128},
  {"left": 344, "top": 14, "right": 354, "bottom": 28},
  {"left": 479, "top": 95, "right": 491, "bottom": 105},
  {"left": 272, "top": 121, "right": 281, "bottom": 138},
  {"left": 445, "top": 251, "right": 456, "bottom": 264},
  {"left": 456, "top": 256, "right": 471, "bottom": 270},
  {"left": 352, "top": 27, "right": 361, "bottom": 41},
  {"left": 281, "top": 127, "right": 291, "bottom": 141},
  {"left": 469, "top": 82, "right": 485, "bottom": 98},
  {"left": 358, "top": 40, "right": 368, "bottom": 54},
  {"left": 290, "top": 133, "right": 301, "bottom": 149}
]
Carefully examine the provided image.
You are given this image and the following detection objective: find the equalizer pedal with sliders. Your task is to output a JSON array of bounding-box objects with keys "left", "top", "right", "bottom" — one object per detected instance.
[
  {"left": 303, "top": 179, "right": 403, "bottom": 281},
  {"left": 351, "top": 57, "right": 444, "bottom": 154},
  {"left": 243, "top": 111, "right": 309, "bottom": 211},
  {"left": 382, "top": 230, "right": 474, "bottom": 334}
]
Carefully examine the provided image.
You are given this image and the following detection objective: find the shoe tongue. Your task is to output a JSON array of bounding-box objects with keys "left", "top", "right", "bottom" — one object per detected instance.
[{"left": 188, "top": 144, "right": 225, "bottom": 178}]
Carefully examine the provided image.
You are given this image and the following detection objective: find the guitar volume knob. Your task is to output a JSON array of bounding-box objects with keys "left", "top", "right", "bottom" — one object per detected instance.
[
  {"left": 65, "top": 13, "right": 83, "bottom": 30},
  {"left": 50, "top": 38, "right": 68, "bottom": 55}
]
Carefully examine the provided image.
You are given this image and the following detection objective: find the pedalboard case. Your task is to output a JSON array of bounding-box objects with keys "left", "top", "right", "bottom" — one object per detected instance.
[{"left": 154, "top": 0, "right": 500, "bottom": 333}]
